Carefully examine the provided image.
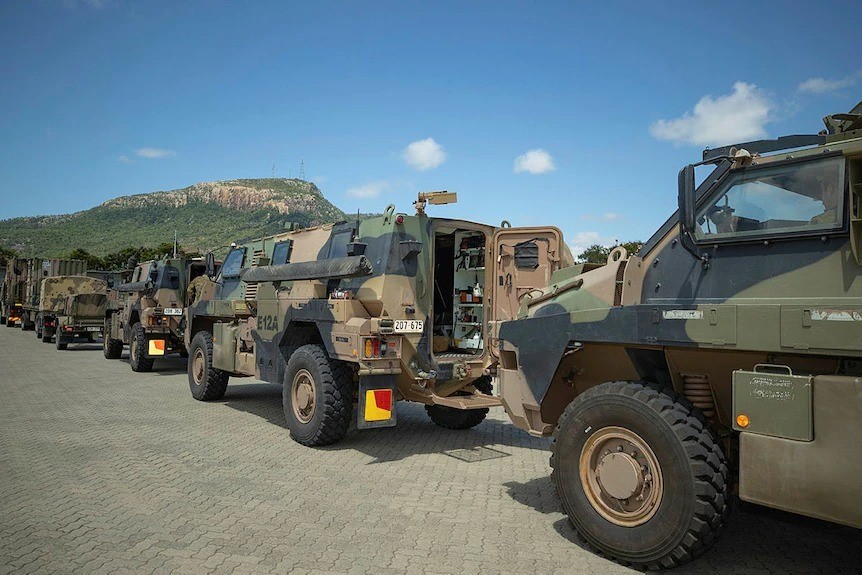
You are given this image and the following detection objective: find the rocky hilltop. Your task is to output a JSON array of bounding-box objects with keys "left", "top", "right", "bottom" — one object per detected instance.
[{"left": 0, "top": 178, "right": 346, "bottom": 257}]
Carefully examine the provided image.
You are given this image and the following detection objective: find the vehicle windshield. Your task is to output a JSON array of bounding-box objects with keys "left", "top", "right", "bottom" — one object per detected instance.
[{"left": 695, "top": 156, "right": 844, "bottom": 240}]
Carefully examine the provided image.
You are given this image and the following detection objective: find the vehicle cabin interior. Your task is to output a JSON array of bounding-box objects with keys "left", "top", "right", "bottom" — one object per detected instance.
[{"left": 432, "top": 226, "right": 487, "bottom": 359}]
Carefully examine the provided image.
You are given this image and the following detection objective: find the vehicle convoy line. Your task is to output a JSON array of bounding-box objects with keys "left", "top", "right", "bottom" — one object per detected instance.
[{"left": 1, "top": 102, "right": 860, "bottom": 570}]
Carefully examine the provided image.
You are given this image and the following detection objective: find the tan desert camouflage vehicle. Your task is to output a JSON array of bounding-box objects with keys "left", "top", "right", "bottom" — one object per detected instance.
[
  {"left": 185, "top": 192, "right": 573, "bottom": 445},
  {"left": 495, "top": 103, "right": 862, "bottom": 568},
  {"left": 37, "top": 276, "right": 108, "bottom": 350},
  {"left": 22, "top": 258, "right": 87, "bottom": 332},
  {"left": 103, "top": 256, "right": 212, "bottom": 371}
]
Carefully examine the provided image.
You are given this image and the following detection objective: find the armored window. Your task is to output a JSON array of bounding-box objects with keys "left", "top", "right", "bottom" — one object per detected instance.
[
  {"left": 221, "top": 247, "right": 246, "bottom": 278},
  {"left": 327, "top": 228, "right": 353, "bottom": 259},
  {"left": 514, "top": 240, "right": 540, "bottom": 269},
  {"left": 695, "top": 156, "right": 845, "bottom": 241},
  {"left": 272, "top": 240, "right": 293, "bottom": 266},
  {"left": 156, "top": 265, "right": 181, "bottom": 290}
]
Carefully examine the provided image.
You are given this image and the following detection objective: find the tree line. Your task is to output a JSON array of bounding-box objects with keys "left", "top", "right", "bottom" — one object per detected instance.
[{"left": 0, "top": 243, "right": 200, "bottom": 271}]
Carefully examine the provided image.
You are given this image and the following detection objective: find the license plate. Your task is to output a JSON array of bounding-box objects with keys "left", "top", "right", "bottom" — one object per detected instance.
[
  {"left": 163, "top": 308, "right": 183, "bottom": 316},
  {"left": 393, "top": 319, "right": 424, "bottom": 333},
  {"left": 86, "top": 326, "right": 101, "bottom": 332}
]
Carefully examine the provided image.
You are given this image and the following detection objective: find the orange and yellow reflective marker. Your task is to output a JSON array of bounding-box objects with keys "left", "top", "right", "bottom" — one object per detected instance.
[
  {"left": 364, "top": 389, "right": 393, "bottom": 422},
  {"left": 148, "top": 339, "right": 166, "bottom": 356},
  {"left": 736, "top": 414, "right": 750, "bottom": 428}
]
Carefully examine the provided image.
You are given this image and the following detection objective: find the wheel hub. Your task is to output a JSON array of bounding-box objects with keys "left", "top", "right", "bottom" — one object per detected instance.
[
  {"left": 596, "top": 452, "right": 642, "bottom": 500},
  {"left": 193, "top": 350, "right": 205, "bottom": 385},
  {"left": 291, "top": 369, "right": 316, "bottom": 423},
  {"left": 580, "top": 426, "right": 664, "bottom": 527}
]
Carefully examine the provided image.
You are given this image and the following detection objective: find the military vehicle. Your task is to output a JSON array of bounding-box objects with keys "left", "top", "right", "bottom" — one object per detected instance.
[
  {"left": 1, "top": 258, "right": 27, "bottom": 327},
  {"left": 185, "top": 192, "right": 572, "bottom": 445},
  {"left": 495, "top": 103, "right": 862, "bottom": 568},
  {"left": 37, "top": 276, "right": 108, "bottom": 349},
  {"left": 21, "top": 258, "right": 87, "bottom": 331},
  {"left": 103, "top": 256, "right": 213, "bottom": 371}
]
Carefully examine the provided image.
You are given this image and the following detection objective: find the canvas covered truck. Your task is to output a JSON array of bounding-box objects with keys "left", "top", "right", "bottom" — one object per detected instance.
[
  {"left": 21, "top": 258, "right": 86, "bottom": 331},
  {"left": 494, "top": 103, "right": 862, "bottom": 569},
  {"left": 1, "top": 257, "right": 27, "bottom": 327},
  {"left": 37, "top": 276, "right": 108, "bottom": 349},
  {"left": 185, "top": 192, "right": 573, "bottom": 445},
  {"left": 103, "top": 256, "right": 214, "bottom": 371}
]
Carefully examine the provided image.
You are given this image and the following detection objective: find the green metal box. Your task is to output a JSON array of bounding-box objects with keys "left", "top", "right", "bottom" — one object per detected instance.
[{"left": 732, "top": 366, "right": 813, "bottom": 441}]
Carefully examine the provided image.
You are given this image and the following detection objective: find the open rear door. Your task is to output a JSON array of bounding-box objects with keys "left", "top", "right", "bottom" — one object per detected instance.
[{"left": 489, "top": 226, "right": 564, "bottom": 356}]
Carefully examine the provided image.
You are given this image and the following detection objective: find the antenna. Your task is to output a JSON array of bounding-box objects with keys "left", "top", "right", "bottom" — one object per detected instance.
[
  {"left": 299, "top": 157, "right": 306, "bottom": 181},
  {"left": 271, "top": 164, "right": 275, "bottom": 178},
  {"left": 173, "top": 231, "right": 178, "bottom": 258}
]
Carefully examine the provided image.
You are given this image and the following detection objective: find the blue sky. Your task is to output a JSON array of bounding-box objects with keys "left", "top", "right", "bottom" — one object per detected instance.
[{"left": 0, "top": 0, "right": 860, "bottom": 254}]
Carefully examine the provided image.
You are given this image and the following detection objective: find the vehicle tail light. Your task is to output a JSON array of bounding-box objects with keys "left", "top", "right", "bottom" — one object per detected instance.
[{"left": 364, "top": 338, "right": 387, "bottom": 358}]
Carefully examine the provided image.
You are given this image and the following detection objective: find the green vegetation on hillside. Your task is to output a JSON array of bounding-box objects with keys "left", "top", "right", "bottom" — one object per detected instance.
[{"left": 0, "top": 179, "right": 347, "bottom": 257}]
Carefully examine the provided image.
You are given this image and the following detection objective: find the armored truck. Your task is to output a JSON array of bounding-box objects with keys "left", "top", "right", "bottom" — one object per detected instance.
[
  {"left": 1, "top": 258, "right": 27, "bottom": 327},
  {"left": 37, "top": 276, "right": 108, "bottom": 349},
  {"left": 185, "top": 192, "right": 572, "bottom": 446},
  {"left": 495, "top": 103, "right": 862, "bottom": 568},
  {"left": 21, "top": 258, "right": 87, "bottom": 331},
  {"left": 103, "top": 256, "right": 213, "bottom": 371}
]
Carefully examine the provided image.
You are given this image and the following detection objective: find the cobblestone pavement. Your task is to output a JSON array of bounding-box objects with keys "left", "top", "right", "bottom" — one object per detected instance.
[{"left": 1, "top": 326, "right": 860, "bottom": 575}]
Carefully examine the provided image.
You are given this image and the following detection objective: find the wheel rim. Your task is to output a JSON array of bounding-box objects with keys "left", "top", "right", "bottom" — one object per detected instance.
[
  {"left": 579, "top": 426, "right": 664, "bottom": 527},
  {"left": 192, "top": 349, "right": 206, "bottom": 386},
  {"left": 291, "top": 369, "right": 316, "bottom": 424},
  {"left": 131, "top": 335, "right": 138, "bottom": 362}
]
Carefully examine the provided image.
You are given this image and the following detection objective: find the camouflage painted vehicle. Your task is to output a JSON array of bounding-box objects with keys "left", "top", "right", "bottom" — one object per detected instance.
[
  {"left": 185, "top": 192, "right": 572, "bottom": 445},
  {"left": 1, "top": 257, "right": 27, "bottom": 327},
  {"left": 495, "top": 103, "right": 862, "bottom": 568},
  {"left": 103, "top": 256, "right": 213, "bottom": 371},
  {"left": 37, "top": 276, "right": 108, "bottom": 350},
  {"left": 21, "top": 258, "right": 87, "bottom": 331}
]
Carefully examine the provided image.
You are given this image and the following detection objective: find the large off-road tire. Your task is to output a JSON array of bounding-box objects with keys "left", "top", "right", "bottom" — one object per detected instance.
[
  {"left": 283, "top": 344, "right": 353, "bottom": 446},
  {"left": 425, "top": 376, "right": 492, "bottom": 430},
  {"left": 55, "top": 335, "right": 67, "bottom": 351},
  {"left": 188, "top": 330, "right": 229, "bottom": 401},
  {"left": 129, "top": 322, "right": 154, "bottom": 372},
  {"left": 103, "top": 318, "right": 123, "bottom": 359},
  {"left": 35, "top": 321, "right": 42, "bottom": 339},
  {"left": 551, "top": 381, "right": 728, "bottom": 570}
]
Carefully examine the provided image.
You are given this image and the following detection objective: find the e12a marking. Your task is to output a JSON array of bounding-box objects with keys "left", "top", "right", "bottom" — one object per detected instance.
[{"left": 258, "top": 315, "right": 280, "bottom": 331}]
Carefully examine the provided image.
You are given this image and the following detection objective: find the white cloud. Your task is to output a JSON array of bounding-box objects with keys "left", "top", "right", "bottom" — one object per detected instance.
[
  {"left": 513, "top": 148, "right": 555, "bottom": 174},
  {"left": 568, "top": 231, "right": 604, "bottom": 259},
  {"left": 346, "top": 181, "right": 388, "bottom": 199},
  {"left": 798, "top": 72, "right": 860, "bottom": 94},
  {"left": 650, "top": 82, "right": 772, "bottom": 147},
  {"left": 135, "top": 147, "right": 177, "bottom": 159},
  {"left": 581, "top": 212, "right": 621, "bottom": 222},
  {"left": 402, "top": 138, "right": 445, "bottom": 171},
  {"left": 117, "top": 155, "right": 134, "bottom": 164}
]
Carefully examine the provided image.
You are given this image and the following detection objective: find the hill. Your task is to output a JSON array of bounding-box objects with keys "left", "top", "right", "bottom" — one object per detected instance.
[{"left": 0, "top": 178, "right": 347, "bottom": 257}]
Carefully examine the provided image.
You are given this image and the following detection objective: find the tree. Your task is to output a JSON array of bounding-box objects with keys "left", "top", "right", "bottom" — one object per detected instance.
[
  {"left": 577, "top": 240, "right": 644, "bottom": 264},
  {"left": 0, "top": 246, "right": 18, "bottom": 267}
]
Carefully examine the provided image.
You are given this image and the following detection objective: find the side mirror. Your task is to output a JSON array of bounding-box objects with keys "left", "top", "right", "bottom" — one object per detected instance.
[
  {"left": 678, "top": 164, "right": 696, "bottom": 236},
  {"left": 205, "top": 253, "right": 216, "bottom": 279}
]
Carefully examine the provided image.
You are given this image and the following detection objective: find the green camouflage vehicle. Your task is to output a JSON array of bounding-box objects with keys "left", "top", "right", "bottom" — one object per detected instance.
[
  {"left": 185, "top": 192, "right": 572, "bottom": 445},
  {"left": 1, "top": 257, "right": 27, "bottom": 327},
  {"left": 37, "top": 276, "right": 108, "bottom": 349},
  {"left": 495, "top": 103, "right": 862, "bottom": 568},
  {"left": 103, "top": 256, "right": 213, "bottom": 371}
]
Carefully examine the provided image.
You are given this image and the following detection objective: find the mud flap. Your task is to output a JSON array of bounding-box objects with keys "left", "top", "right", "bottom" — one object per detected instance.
[
  {"left": 357, "top": 375, "right": 397, "bottom": 430},
  {"left": 147, "top": 339, "right": 166, "bottom": 357}
]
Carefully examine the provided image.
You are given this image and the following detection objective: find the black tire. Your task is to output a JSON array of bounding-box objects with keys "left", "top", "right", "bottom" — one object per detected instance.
[
  {"left": 551, "top": 381, "right": 728, "bottom": 570},
  {"left": 283, "top": 344, "right": 353, "bottom": 446},
  {"left": 5, "top": 316, "right": 14, "bottom": 327},
  {"left": 129, "top": 322, "right": 154, "bottom": 372},
  {"left": 425, "top": 376, "right": 492, "bottom": 430},
  {"left": 36, "top": 321, "right": 42, "bottom": 339},
  {"left": 0, "top": 315, "right": 5, "bottom": 325},
  {"left": 187, "top": 330, "right": 229, "bottom": 400},
  {"left": 103, "top": 318, "right": 123, "bottom": 359},
  {"left": 55, "top": 336, "right": 67, "bottom": 351}
]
